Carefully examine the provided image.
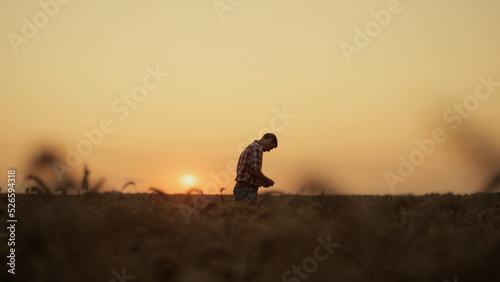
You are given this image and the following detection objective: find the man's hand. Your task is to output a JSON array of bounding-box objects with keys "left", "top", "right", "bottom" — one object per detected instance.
[
  {"left": 262, "top": 178, "right": 274, "bottom": 188},
  {"left": 252, "top": 169, "right": 274, "bottom": 188}
]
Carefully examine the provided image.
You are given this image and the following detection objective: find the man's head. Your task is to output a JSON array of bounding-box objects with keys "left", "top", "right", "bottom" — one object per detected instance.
[{"left": 259, "top": 133, "right": 278, "bottom": 152}]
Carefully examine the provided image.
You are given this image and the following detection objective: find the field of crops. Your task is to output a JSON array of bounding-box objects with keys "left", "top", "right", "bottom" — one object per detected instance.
[{"left": 1, "top": 191, "right": 500, "bottom": 282}]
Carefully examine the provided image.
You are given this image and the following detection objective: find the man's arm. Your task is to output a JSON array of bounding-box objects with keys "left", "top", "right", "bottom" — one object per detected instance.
[{"left": 251, "top": 169, "right": 274, "bottom": 187}]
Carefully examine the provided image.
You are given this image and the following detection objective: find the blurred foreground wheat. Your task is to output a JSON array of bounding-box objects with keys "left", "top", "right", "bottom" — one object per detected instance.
[{"left": 1, "top": 191, "right": 499, "bottom": 282}]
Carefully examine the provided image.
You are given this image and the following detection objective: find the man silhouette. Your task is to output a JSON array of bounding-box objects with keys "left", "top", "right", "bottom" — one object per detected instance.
[{"left": 233, "top": 133, "right": 278, "bottom": 203}]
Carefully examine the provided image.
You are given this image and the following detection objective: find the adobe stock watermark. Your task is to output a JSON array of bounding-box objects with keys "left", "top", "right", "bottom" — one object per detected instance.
[
  {"left": 443, "top": 277, "right": 458, "bottom": 282},
  {"left": 385, "top": 74, "right": 500, "bottom": 193},
  {"left": 282, "top": 234, "right": 340, "bottom": 282},
  {"left": 51, "top": 65, "right": 170, "bottom": 182},
  {"left": 109, "top": 267, "right": 135, "bottom": 282},
  {"left": 213, "top": 0, "right": 243, "bottom": 21},
  {"left": 339, "top": 0, "right": 410, "bottom": 63},
  {"left": 178, "top": 106, "right": 296, "bottom": 224},
  {"left": 8, "top": 0, "right": 72, "bottom": 54}
]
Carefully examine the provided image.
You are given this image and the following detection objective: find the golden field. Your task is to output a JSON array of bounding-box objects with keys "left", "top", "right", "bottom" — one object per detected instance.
[{"left": 1, "top": 190, "right": 500, "bottom": 282}]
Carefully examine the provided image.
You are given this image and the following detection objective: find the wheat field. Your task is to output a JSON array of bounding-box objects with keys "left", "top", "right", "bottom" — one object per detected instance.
[{"left": 1, "top": 189, "right": 499, "bottom": 282}]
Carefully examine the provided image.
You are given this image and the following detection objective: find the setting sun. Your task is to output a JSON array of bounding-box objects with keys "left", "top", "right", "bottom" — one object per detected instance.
[{"left": 184, "top": 175, "right": 194, "bottom": 186}]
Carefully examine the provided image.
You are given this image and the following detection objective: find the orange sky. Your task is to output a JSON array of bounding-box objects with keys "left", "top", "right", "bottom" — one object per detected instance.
[{"left": 1, "top": 0, "right": 500, "bottom": 195}]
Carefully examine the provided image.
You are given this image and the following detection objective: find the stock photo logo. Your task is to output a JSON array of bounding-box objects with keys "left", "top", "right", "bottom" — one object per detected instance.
[
  {"left": 8, "top": 0, "right": 72, "bottom": 54},
  {"left": 50, "top": 65, "right": 170, "bottom": 182},
  {"left": 109, "top": 267, "right": 135, "bottom": 282},
  {"left": 213, "top": 0, "right": 244, "bottom": 21},
  {"left": 385, "top": 74, "right": 499, "bottom": 193},
  {"left": 339, "top": 0, "right": 410, "bottom": 63},
  {"left": 282, "top": 235, "right": 340, "bottom": 282}
]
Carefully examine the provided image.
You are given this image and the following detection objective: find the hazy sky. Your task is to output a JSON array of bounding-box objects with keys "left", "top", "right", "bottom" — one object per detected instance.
[{"left": 1, "top": 0, "right": 500, "bottom": 195}]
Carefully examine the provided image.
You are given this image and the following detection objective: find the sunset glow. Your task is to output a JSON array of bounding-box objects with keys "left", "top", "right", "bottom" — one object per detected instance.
[
  {"left": 1, "top": 1, "right": 500, "bottom": 195},
  {"left": 184, "top": 175, "right": 194, "bottom": 186}
]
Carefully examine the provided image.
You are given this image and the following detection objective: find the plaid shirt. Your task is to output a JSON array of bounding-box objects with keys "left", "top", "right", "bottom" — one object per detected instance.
[{"left": 235, "top": 140, "right": 263, "bottom": 187}]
